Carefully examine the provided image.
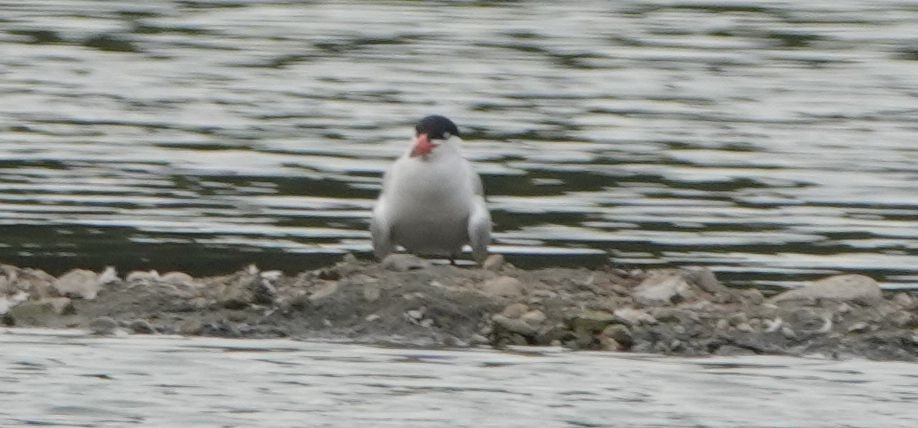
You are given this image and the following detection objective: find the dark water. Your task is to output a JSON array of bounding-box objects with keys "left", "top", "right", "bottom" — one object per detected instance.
[
  {"left": 1, "top": 1, "right": 917, "bottom": 289},
  {"left": 1, "top": 329, "right": 915, "bottom": 427}
]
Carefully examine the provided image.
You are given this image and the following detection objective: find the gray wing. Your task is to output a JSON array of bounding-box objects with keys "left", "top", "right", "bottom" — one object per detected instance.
[{"left": 465, "top": 162, "right": 491, "bottom": 263}]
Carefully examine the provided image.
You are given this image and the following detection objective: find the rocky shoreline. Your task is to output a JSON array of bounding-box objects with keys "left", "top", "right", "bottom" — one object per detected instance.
[{"left": 2, "top": 255, "right": 916, "bottom": 361}]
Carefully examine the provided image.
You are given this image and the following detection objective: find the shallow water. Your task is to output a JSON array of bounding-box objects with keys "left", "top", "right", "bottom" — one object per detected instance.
[
  {"left": 0, "top": 1, "right": 917, "bottom": 289},
  {"left": 0, "top": 328, "right": 914, "bottom": 428}
]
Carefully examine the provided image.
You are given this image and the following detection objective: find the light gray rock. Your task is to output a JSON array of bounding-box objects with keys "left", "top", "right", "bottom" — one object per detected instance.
[
  {"left": 521, "top": 309, "right": 547, "bottom": 326},
  {"left": 771, "top": 274, "right": 882, "bottom": 304},
  {"left": 129, "top": 319, "right": 155, "bottom": 334},
  {"left": 6, "top": 298, "right": 73, "bottom": 324},
  {"left": 89, "top": 316, "right": 119, "bottom": 335},
  {"left": 492, "top": 314, "right": 537, "bottom": 336},
  {"left": 478, "top": 276, "right": 525, "bottom": 298},
  {"left": 53, "top": 269, "right": 102, "bottom": 300},
  {"left": 892, "top": 293, "right": 914, "bottom": 309},
  {"left": 601, "top": 324, "right": 633, "bottom": 347},
  {"left": 633, "top": 273, "right": 696, "bottom": 306},
  {"left": 381, "top": 254, "right": 431, "bottom": 272},
  {"left": 362, "top": 285, "right": 381, "bottom": 303},
  {"left": 613, "top": 307, "right": 657, "bottom": 326},
  {"left": 483, "top": 254, "right": 505, "bottom": 271},
  {"left": 309, "top": 282, "right": 340, "bottom": 304},
  {"left": 569, "top": 310, "right": 617, "bottom": 333},
  {"left": 501, "top": 303, "right": 529, "bottom": 319}
]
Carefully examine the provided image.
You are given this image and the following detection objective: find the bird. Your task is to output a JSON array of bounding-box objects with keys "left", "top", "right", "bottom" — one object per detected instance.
[{"left": 370, "top": 115, "right": 491, "bottom": 264}]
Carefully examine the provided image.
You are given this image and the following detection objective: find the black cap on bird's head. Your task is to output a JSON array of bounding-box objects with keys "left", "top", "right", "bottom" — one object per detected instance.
[{"left": 415, "top": 115, "right": 460, "bottom": 141}]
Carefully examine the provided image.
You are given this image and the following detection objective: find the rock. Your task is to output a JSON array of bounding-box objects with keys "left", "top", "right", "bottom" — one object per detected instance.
[
  {"left": 161, "top": 271, "right": 194, "bottom": 285},
  {"left": 684, "top": 267, "right": 729, "bottom": 295},
  {"left": 129, "top": 319, "right": 155, "bottom": 334},
  {"left": 613, "top": 307, "right": 657, "bottom": 326},
  {"left": 478, "top": 276, "right": 525, "bottom": 298},
  {"left": 781, "top": 326, "right": 797, "bottom": 339},
  {"left": 716, "top": 318, "right": 729, "bottom": 330},
  {"left": 1, "top": 265, "right": 56, "bottom": 299},
  {"left": 740, "top": 288, "right": 765, "bottom": 305},
  {"left": 492, "top": 314, "right": 537, "bottom": 336},
  {"left": 53, "top": 269, "right": 102, "bottom": 300},
  {"left": 406, "top": 308, "right": 425, "bottom": 321},
  {"left": 126, "top": 270, "right": 159, "bottom": 282},
  {"left": 501, "top": 303, "right": 529, "bottom": 319},
  {"left": 365, "top": 313, "right": 381, "bottom": 322},
  {"left": 633, "top": 273, "right": 696, "bottom": 306},
  {"left": 847, "top": 322, "right": 869, "bottom": 333},
  {"left": 309, "top": 282, "right": 340, "bottom": 304},
  {"left": 381, "top": 254, "right": 431, "bottom": 272},
  {"left": 736, "top": 323, "right": 754, "bottom": 333},
  {"left": 892, "top": 293, "right": 914, "bottom": 309},
  {"left": 521, "top": 310, "right": 547, "bottom": 326},
  {"left": 0, "top": 292, "right": 29, "bottom": 315},
  {"left": 180, "top": 319, "right": 204, "bottom": 335},
  {"left": 7, "top": 298, "right": 73, "bottom": 324},
  {"left": 89, "top": 316, "right": 119, "bottom": 335},
  {"left": 569, "top": 310, "right": 617, "bottom": 333},
  {"left": 483, "top": 254, "right": 505, "bottom": 271},
  {"left": 601, "top": 324, "right": 633, "bottom": 347},
  {"left": 362, "top": 285, "right": 381, "bottom": 303},
  {"left": 771, "top": 274, "right": 882, "bottom": 305},
  {"left": 98, "top": 266, "right": 119, "bottom": 285},
  {"left": 891, "top": 311, "right": 916, "bottom": 329}
]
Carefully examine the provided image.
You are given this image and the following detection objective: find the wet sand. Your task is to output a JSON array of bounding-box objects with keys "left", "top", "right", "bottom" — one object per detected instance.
[{"left": 2, "top": 255, "right": 916, "bottom": 361}]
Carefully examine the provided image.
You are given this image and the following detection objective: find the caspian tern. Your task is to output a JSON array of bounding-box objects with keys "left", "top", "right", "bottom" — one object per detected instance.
[{"left": 371, "top": 115, "right": 492, "bottom": 264}]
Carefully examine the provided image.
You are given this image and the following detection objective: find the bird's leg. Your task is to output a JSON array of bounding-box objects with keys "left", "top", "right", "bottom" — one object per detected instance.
[{"left": 449, "top": 256, "right": 457, "bottom": 266}]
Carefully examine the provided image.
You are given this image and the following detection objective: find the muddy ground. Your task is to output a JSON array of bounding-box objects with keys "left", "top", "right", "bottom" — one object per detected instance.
[{"left": 2, "top": 254, "right": 916, "bottom": 361}]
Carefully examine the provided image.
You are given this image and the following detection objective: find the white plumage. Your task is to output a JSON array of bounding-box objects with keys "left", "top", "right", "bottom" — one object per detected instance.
[{"left": 371, "top": 116, "right": 491, "bottom": 263}]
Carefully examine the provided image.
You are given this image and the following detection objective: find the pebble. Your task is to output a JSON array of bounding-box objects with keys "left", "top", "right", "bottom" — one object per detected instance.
[
  {"left": 781, "top": 326, "right": 797, "bottom": 339},
  {"left": 479, "top": 276, "right": 525, "bottom": 298},
  {"left": 521, "top": 310, "right": 547, "bottom": 326},
  {"left": 633, "top": 273, "right": 696, "bottom": 306},
  {"left": 381, "top": 254, "right": 431, "bottom": 272},
  {"left": 569, "top": 310, "right": 617, "bottom": 332},
  {"left": 892, "top": 293, "right": 914, "bottom": 309},
  {"left": 53, "top": 269, "right": 102, "bottom": 300},
  {"left": 492, "top": 314, "right": 537, "bottom": 336},
  {"left": 129, "top": 319, "right": 155, "bottom": 334},
  {"left": 501, "top": 303, "right": 529, "bottom": 319},
  {"left": 180, "top": 319, "right": 204, "bottom": 335},
  {"left": 483, "top": 254, "right": 505, "bottom": 271},
  {"left": 613, "top": 307, "right": 657, "bottom": 326},
  {"left": 601, "top": 324, "right": 633, "bottom": 347},
  {"left": 308, "top": 282, "right": 340, "bottom": 304},
  {"left": 406, "top": 309, "right": 425, "bottom": 321},
  {"left": 362, "top": 285, "right": 381, "bottom": 303},
  {"left": 771, "top": 274, "right": 882, "bottom": 304},
  {"left": 89, "top": 316, "right": 119, "bottom": 335},
  {"left": 365, "top": 313, "right": 381, "bottom": 322},
  {"left": 716, "top": 318, "right": 729, "bottom": 330},
  {"left": 736, "top": 323, "right": 754, "bottom": 333},
  {"left": 847, "top": 322, "right": 869, "bottom": 333}
]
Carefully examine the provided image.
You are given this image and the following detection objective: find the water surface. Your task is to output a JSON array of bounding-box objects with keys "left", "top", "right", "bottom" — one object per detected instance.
[
  {"left": 1, "top": 0, "right": 917, "bottom": 289},
  {"left": 1, "top": 328, "right": 915, "bottom": 427}
]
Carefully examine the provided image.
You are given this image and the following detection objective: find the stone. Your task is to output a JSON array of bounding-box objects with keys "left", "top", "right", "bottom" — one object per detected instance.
[
  {"left": 521, "top": 310, "right": 547, "bottom": 326},
  {"left": 492, "top": 314, "right": 537, "bottom": 336},
  {"left": 483, "top": 254, "right": 505, "bottom": 271},
  {"left": 891, "top": 311, "right": 916, "bottom": 329},
  {"left": 501, "top": 303, "right": 529, "bottom": 319},
  {"left": 126, "top": 270, "right": 159, "bottom": 282},
  {"left": 180, "top": 319, "right": 204, "bottom": 335},
  {"left": 161, "top": 271, "right": 194, "bottom": 285},
  {"left": 479, "top": 276, "right": 525, "bottom": 298},
  {"left": 129, "top": 319, "right": 155, "bottom": 334},
  {"left": 7, "top": 298, "right": 73, "bottom": 324},
  {"left": 633, "top": 273, "right": 696, "bottom": 306},
  {"left": 365, "top": 313, "right": 381, "bottom": 322},
  {"left": 362, "top": 285, "right": 381, "bottom": 303},
  {"left": 89, "top": 316, "right": 119, "bottom": 335},
  {"left": 381, "top": 254, "right": 431, "bottom": 272},
  {"left": 53, "top": 269, "right": 102, "bottom": 300},
  {"left": 740, "top": 288, "right": 765, "bottom": 305},
  {"left": 684, "top": 267, "right": 729, "bottom": 295},
  {"left": 569, "top": 310, "right": 617, "bottom": 333},
  {"left": 613, "top": 307, "right": 657, "bottom": 326},
  {"left": 847, "top": 322, "right": 869, "bottom": 333},
  {"left": 892, "top": 293, "right": 914, "bottom": 309},
  {"left": 601, "top": 324, "right": 633, "bottom": 347},
  {"left": 716, "top": 318, "right": 729, "bottom": 330},
  {"left": 309, "top": 282, "right": 340, "bottom": 304},
  {"left": 781, "top": 326, "right": 797, "bottom": 339},
  {"left": 770, "top": 274, "right": 882, "bottom": 305}
]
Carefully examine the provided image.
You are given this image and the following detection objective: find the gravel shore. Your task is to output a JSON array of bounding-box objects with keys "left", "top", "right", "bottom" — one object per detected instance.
[{"left": 2, "top": 255, "right": 916, "bottom": 361}]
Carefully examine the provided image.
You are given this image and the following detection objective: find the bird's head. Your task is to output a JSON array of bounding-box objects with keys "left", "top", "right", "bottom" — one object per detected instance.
[{"left": 411, "top": 115, "right": 460, "bottom": 159}]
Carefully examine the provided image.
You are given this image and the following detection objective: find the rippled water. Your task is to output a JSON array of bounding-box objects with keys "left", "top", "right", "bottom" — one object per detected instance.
[
  {"left": 1, "top": 1, "right": 917, "bottom": 289},
  {"left": 0, "top": 329, "right": 914, "bottom": 428}
]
